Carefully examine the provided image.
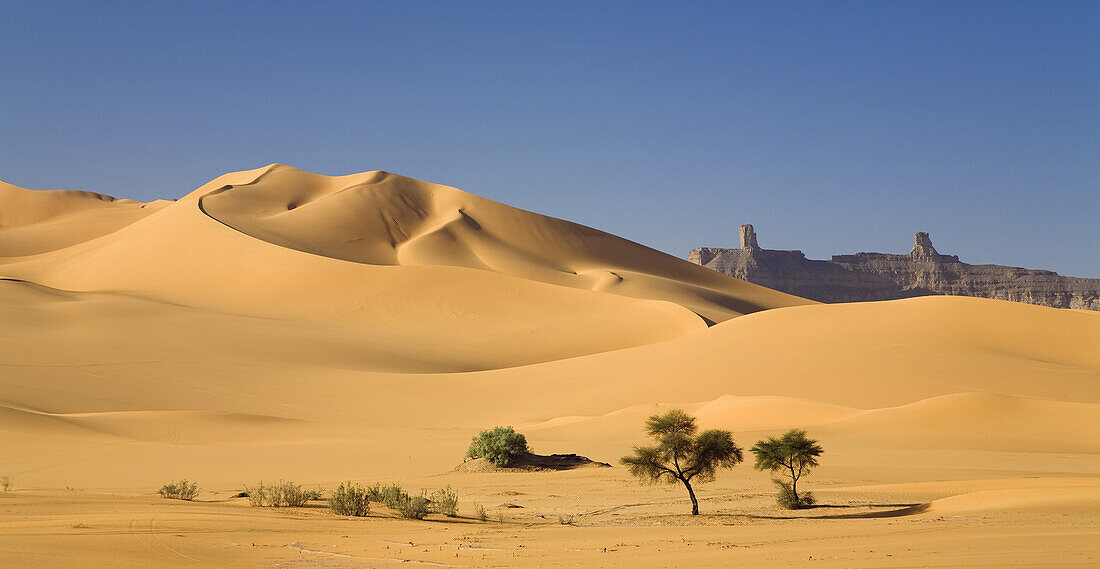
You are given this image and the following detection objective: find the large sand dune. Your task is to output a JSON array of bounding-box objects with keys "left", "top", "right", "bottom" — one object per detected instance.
[{"left": 1, "top": 166, "right": 1098, "bottom": 567}]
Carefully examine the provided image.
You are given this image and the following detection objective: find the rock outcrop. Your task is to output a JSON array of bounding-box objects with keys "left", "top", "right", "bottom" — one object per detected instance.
[{"left": 689, "top": 226, "right": 1100, "bottom": 310}]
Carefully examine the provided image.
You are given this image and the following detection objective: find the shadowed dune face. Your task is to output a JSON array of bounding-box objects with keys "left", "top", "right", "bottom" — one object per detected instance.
[{"left": 0, "top": 165, "right": 1098, "bottom": 518}]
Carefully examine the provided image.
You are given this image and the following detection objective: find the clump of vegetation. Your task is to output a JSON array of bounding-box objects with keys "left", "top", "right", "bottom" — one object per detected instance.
[
  {"left": 465, "top": 426, "right": 528, "bottom": 467},
  {"left": 557, "top": 513, "right": 575, "bottom": 525},
  {"left": 378, "top": 483, "right": 409, "bottom": 509},
  {"left": 328, "top": 482, "right": 370, "bottom": 516},
  {"left": 474, "top": 502, "right": 488, "bottom": 521},
  {"left": 621, "top": 408, "right": 743, "bottom": 515},
  {"left": 244, "top": 480, "right": 313, "bottom": 507},
  {"left": 158, "top": 480, "right": 199, "bottom": 501},
  {"left": 245, "top": 486, "right": 266, "bottom": 507},
  {"left": 429, "top": 486, "right": 459, "bottom": 517},
  {"left": 751, "top": 429, "right": 824, "bottom": 509},
  {"left": 1, "top": 476, "right": 10, "bottom": 492},
  {"left": 394, "top": 492, "right": 431, "bottom": 519},
  {"left": 773, "top": 479, "right": 815, "bottom": 509},
  {"left": 365, "top": 483, "right": 384, "bottom": 502}
]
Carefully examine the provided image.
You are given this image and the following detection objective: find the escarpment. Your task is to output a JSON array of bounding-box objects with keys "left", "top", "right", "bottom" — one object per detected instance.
[{"left": 689, "top": 226, "right": 1100, "bottom": 310}]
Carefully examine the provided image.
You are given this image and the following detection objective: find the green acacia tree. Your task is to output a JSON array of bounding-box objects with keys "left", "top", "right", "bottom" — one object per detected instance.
[
  {"left": 621, "top": 409, "right": 743, "bottom": 515},
  {"left": 751, "top": 429, "right": 824, "bottom": 509}
]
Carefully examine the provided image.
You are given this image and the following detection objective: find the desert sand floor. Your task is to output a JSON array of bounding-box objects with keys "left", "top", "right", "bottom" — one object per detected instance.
[
  {"left": 3, "top": 469, "right": 1099, "bottom": 568},
  {"left": 1, "top": 166, "right": 1098, "bottom": 567}
]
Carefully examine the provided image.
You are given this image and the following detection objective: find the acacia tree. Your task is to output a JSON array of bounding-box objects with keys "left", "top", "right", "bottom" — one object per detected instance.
[
  {"left": 750, "top": 429, "right": 824, "bottom": 509},
  {"left": 621, "top": 409, "right": 743, "bottom": 515}
]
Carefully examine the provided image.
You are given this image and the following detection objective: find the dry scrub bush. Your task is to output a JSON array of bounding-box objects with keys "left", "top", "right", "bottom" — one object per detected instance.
[
  {"left": 395, "top": 493, "right": 431, "bottom": 519},
  {"left": 158, "top": 480, "right": 199, "bottom": 501},
  {"left": 328, "top": 482, "right": 370, "bottom": 516},
  {"left": 474, "top": 503, "right": 488, "bottom": 521},
  {"left": 429, "top": 486, "right": 459, "bottom": 517},
  {"left": 244, "top": 481, "right": 312, "bottom": 507},
  {"left": 378, "top": 483, "right": 408, "bottom": 509},
  {"left": 773, "top": 479, "right": 815, "bottom": 509}
]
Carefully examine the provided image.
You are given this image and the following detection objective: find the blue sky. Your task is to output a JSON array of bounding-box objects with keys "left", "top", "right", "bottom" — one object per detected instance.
[{"left": 2, "top": 1, "right": 1097, "bottom": 276}]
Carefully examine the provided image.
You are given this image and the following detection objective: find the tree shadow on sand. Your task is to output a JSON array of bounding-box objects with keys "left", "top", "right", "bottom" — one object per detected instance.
[{"left": 743, "top": 502, "right": 930, "bottom": 520}]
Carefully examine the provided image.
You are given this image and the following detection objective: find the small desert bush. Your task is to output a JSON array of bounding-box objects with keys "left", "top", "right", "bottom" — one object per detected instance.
[
  {"left": 394, "top": 492, "right": 431, "bottom": 520},
  {"left": 365, "top": 483, "right": 383, "bottom": 502},
  {"left": 773, "top": 479, "right": 815, "bottom": 509},
  {"left": 378, "top": 483, "right": 409, "bottom": 509},
  {"left": 244, "top": 481, "right": 311, "bottom": 507},
  {"left": 158, "top": 480, "right": 199, "bottom": 501},
  {"left": 429, "top": 486, "right": 459, "bottom": 517},
  {"left": 1, "top": 476, "right": 10, "bottom": 492},
  {"left": 465, "top": 426, "right": 528, "bottom": 467},
  {"left": 328, "top": 482, "right": 370, "bottom": 516},
  {"left": 474, "top": 502, "right": 488, "bottom": 521},
  {"left": 558, "top": 513, "right": 575, "bottom": 525}
]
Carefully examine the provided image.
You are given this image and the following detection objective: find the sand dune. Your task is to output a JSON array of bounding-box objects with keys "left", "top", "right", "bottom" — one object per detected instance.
[
  {"left": 1, "top": 166, "right": 1098, "bottom": 567},
  {"left": 0, "top": 166, "right": 814, "bottom": 372},
  {"left": 196, "top": 165, "right": 806, "bottom": 321},
  {"left": 927, "top": 486, "right": 1100, "bottom": 514},
  {"left": 525, "top": 391, "right": 1100, "bottom": 456},
  {"left": 0, "top": 180, "right": 163, "bottom": 256}
]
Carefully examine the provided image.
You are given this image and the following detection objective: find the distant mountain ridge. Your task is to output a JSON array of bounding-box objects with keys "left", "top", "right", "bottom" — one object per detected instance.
[{"left": 689, "top": 225, "right": 1100, "bottom": 310}]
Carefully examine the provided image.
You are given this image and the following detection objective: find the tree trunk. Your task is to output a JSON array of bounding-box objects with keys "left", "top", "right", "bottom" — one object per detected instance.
[
  {"left": 682, "top": 478, "right": 699, "bottom": 515},
  {"left": 789, "top": 466, "right": 800, "bottom": 504}
]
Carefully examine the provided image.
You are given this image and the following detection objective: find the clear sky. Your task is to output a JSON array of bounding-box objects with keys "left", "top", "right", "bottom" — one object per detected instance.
[{"left": 2, "top": 1, "right": 1097, "bottom": 276}]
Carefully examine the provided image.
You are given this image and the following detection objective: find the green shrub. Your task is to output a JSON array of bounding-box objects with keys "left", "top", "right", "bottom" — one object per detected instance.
[
  {"left": 328, "top": 482, "right": 370, "bottom": 516},
  {"left": 244, "top": 481, "right": 311, "bottom": 507},
  {"left": 158, "top": 480, "right": 199, "bottom": 501},
  {"left": 365, "top": 483, "right": 383, "bottom": 502},
  {"left": 429, "top": 486, "right": 459, "bottom": 517},
  {"left": 474, "top": 502, "right": 488, "bottom": 521},
  {"left": 395, "top": 493, "right": 430, "bottom": 519},
  {"left": 271, "top": 481, "right": 310, "bottom": 507},
  {"left": 772, "top": 479, "right": 815, "bottom": 509},
  {"left": 465, "top": 426, "right": 528, "bottom": 467},
  {"left": 379, "top": 483, "right": 409, "bottom": 509}
]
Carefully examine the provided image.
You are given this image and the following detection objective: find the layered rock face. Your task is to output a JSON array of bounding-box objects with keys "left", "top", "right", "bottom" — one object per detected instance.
[{"left": 689, "top": 226, "right": 1100, "bottom": 310}]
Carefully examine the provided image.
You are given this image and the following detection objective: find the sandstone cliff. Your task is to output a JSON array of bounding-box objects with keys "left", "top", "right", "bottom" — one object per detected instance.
[{"left": 689, "top": 226, "right": 1100, "bottom": 310}]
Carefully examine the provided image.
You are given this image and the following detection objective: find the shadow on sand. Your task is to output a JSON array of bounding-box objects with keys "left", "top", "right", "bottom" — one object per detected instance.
[{"left": 743, "top": 502, "right": 930, "bottom": 520}]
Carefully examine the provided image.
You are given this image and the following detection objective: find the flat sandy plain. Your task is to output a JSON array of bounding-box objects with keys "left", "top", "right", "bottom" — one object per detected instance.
[{"left": 1, "top": 165, "right": 1098, "bottom": 567}]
